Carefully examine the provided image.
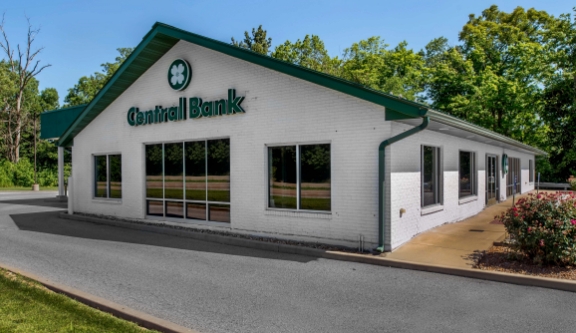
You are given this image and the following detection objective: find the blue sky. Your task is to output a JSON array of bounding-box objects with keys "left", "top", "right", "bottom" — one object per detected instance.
[{"left": 1, "top": 0, "right": 573, "bottom": 105}]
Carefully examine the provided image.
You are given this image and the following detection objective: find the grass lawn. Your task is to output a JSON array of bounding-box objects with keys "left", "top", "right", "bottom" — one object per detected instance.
[
  {"left": 0, "top": 268, "right": 159, "bottom": 333},
  {"left": 0, "top": 186, "right": 58, "bottom": 192}
]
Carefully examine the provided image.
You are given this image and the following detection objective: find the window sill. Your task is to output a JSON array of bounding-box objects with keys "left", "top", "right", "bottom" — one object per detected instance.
[
  {"left": 458, "top": 195, "right": 478, "bottom": 205},
  {"left": 91, "top": 198, "right": 122, "bottom": 204},
  {"left": 421, "top": 204, "right": 443, "bottom": 216},
  {"left": 265, "top": 208, "right": 332, "bottom": 219}
]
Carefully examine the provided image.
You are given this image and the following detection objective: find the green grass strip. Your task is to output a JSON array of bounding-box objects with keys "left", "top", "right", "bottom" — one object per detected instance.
[{"left": 0, "top": 268, "right": 159, "bottom": 333}]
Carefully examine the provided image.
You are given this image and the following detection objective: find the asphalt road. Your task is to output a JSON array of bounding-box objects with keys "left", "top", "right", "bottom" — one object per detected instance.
[{"left": 1, "top": 192, "right": 576, "bottom": 333}]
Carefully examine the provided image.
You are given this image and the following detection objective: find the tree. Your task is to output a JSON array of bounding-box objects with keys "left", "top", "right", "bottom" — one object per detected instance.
[
  {"left": 0, "top": 15, "right": 50, "bottom": 163},
  {"left": 341, "top": 37, "right": 426, "bottom": 101},
  {"left": 271, "top": 34, "right": 341, "bottom": 76},
  {"left": 539, "top": 9, "right": 576, "bottom": 181},
  {"left": 64, "top": 47, "right": 133, "bottom": 106},
  {"left": 424, "top": 6, "right": 551, "bottom": 148},
  {"left": 231, "top": 25, "right": 272, "bottom": 55}
]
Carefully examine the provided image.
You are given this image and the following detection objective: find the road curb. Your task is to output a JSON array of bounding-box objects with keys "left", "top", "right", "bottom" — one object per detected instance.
[
  {"left": 60, "top": 212, "right": 576, "bottom": 293},
  {"left": 0, "top": 262, "right": 199, "bottom": 333}
]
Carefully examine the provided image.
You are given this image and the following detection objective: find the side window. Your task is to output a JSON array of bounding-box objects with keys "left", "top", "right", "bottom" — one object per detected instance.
[
  {"left": 268, "top": 144, "right": 331, "bottom": 211},
  {"left": 459, "top": 151, "right": 476, "bottom": 198},
  {"left": 421, "top": 146, "right": 442, "bottom": 207},
  {"left": 94, "top": 154, "right": 122, "bottom": 199},
  {"left": 529, "top": 160, "right": 534, "bottom": 183}
]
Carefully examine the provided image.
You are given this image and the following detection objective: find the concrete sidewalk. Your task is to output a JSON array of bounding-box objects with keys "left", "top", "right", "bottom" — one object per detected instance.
[{"left": 383, "top": 192, "right": 535, "bottom": 268}]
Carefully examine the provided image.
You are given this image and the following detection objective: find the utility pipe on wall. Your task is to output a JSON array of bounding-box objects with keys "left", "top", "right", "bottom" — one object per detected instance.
[{"left": 376, "top": 116, "right": 430, "bottom": 252}]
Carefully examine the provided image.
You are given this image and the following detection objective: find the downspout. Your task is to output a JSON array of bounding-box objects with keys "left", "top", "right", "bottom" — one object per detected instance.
[{"left": 376, "top": 116, "right": 430, "bottom": 252}]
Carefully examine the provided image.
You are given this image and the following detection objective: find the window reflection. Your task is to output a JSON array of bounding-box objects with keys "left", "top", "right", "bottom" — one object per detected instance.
[
  {"left": 109, "top": 155, "right": 122, "bottom": 198},
  {"left": 422, "top": 146, "right": 441, "bottom": 207},
  {"left": 165, "top": 201, "right": 184, "bottom": 218},
  {"left": 185, "top": 141, "right": 206, "bottom": 201},
  {"left": 459, "top": 151, "right": 472, "bottom": 198},
  {"left": 164, "top": 143, "right": 183, "bottom": 199},
  {"left": 207, "top": 139, "right": 230, "bottom": 202},
  {"left": 300, "top": 144, "right": 331, "bottom": 211},
  {"left": 269, "top": 146, "right": 297, "bottom": 209},
  {"left": 146, "top": 144, "right": 163, "bottom": 198},
  {"left": 147, "top": 200, "right": 163, "bottom": 216},
  {"left": 209, "top": 204, "right": 230, "bottom": 223},
  {"left": 94, "top": 156, "right": 107, "bottom": 198}
]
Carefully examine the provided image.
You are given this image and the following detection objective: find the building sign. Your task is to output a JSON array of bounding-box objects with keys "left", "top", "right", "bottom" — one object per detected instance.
[
  {"left": 127, "top": 89, "right": 245, "bottom": 127},
  {"left": 168, "top": 59, "right": 191, "bottom": 91}
]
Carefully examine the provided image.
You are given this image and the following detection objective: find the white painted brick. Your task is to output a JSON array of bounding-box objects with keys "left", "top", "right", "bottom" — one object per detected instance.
[{"left": 71, "top": 40, "right": 537, "bottom": 250}]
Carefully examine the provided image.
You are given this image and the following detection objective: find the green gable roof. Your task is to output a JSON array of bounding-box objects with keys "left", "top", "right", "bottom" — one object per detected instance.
[
  {"left": 54, "top": 22, "right": 545, "bottom": 156},
  {"left": 56, "top": 22, "right": 428, "bottom": 147}
]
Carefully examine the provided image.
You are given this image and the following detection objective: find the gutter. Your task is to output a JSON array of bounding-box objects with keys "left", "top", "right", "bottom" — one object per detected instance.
[{"left": 376, "top": 116, "right": 430, "bottom": 252}]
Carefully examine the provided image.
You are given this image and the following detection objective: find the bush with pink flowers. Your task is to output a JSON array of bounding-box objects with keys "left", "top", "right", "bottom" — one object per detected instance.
[{"left": 497, "top": 192, "right": 576, "bottom": 265}]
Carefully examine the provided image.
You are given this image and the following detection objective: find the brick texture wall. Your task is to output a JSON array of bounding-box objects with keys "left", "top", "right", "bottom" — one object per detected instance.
[{"left": 71, "top": 39, "right": 536, "bottom": 250}]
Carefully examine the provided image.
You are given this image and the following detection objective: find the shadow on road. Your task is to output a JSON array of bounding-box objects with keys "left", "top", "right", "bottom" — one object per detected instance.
[
  {"left": 10, "top": 211, "right": 316, "bottom": 263},
  {"left": 0, "top": 198, "right": 67, "bottom": 209}
]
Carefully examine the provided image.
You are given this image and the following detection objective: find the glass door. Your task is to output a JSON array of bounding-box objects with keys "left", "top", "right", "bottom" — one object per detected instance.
[{"left": 486, "top": 155, "right": 498, "bottom": 206}]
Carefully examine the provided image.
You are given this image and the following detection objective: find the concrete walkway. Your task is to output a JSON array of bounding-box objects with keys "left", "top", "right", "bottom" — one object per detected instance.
[{"left": 384, "top": 192, "right": 536, "bottom": 268}]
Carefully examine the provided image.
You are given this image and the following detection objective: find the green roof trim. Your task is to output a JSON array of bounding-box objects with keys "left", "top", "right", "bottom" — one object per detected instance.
[
  {"left": 54, "top": 22, "right": 544, "bottom": 156},
  {"left": 40, "top": 104, "right": 86, "bottom": 140},
  {"left": 427, "top": 110, "right": 546, "bottom": 155}
]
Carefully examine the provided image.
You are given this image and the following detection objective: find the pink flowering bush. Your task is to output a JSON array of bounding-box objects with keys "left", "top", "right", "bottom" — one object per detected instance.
[{"left": 496, "top": 192, "right": 576, "bottom": 265}]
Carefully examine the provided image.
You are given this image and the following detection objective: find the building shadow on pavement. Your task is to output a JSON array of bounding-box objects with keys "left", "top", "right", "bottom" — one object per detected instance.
[
  {"left": 0, "top": 198, "right": 67, "bottom": 209},
  {"left": 10, "top": 211, "right": 316, "bottom": 263}
]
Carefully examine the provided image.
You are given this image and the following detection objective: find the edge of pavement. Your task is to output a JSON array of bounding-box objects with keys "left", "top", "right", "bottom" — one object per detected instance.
[
  {"left": 0, "top": 262, "right": 200, "bottom": 333},
  {"left": 60, "top": 212, "right": 576, "bottom": 293}
]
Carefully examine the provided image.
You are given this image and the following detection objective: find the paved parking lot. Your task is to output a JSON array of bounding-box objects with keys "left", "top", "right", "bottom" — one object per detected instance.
[{"left": 1, "top": 192, "right": 576, "bottom": 333}]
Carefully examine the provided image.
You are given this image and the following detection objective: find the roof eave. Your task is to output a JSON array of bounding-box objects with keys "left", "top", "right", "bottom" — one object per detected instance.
[{"left": 427, "top": 110, "right": 547, "bottom": 156}]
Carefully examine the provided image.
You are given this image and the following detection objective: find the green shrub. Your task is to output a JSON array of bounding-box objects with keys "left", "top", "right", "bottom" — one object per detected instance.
[
  {"left": 570, "top": 179, "right": 576, "bottom": 191},
  {"left": 0, "top": 160, "right": 14, "bottom": 187},
  {"left": 0, "top": 158, "right": 62, "bottom": 188},
  {"left": 497, "top": 192, "right": 576, "bottom": 265},
  {"left": 37, "top": 169, "right": 58, "bottom": 187}
]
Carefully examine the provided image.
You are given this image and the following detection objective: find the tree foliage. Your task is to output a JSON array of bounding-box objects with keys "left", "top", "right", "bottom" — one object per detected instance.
[
  {"left": 271, "top": 34, "right": 341, "bottom": 76},
  {"left": 231, "top": 25, "right": 272, "bottom": 55},
  {"left": 64, "top": 47, "right": 133, "bottom": 107},
  {"left": 0, "top": 15, "right": 51, "bottom": 163}
]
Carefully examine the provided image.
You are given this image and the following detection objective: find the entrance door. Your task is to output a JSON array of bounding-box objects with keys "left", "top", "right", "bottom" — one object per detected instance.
[
  {"left": 506, "top": 157, "right": 521, "bottom": 197},
  {"left": 486, "top": 155, "right": 498, "bottom": 206}
]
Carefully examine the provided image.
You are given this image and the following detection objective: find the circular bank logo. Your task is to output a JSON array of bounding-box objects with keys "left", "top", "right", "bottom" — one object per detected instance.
[{"left": 168, "top": 59, "right": 191, "bottom": 91}]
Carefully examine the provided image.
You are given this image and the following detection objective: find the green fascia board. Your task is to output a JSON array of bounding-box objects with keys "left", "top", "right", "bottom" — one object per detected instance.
[
  {"left": 40, "top": 104, "right": 87, "bottom": 140},
  {"left": 58, "top": 22, "right": 428, "bottom": 146},
  {"left": 427, "top": 110, "right": 547, "bottom": 156}
]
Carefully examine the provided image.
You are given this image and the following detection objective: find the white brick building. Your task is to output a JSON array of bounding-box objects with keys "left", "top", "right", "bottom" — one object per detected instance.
[{"left": 41, "top": 23, "right": 544, "bottom": 251}]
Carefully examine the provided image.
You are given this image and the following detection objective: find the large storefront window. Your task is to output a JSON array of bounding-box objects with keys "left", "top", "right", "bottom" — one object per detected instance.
[
  {"left": 94, "top": 154, "right": 122, "bottom": 199},
  {"left": 459, "top": 151, "right": 476, "bottom": 198},
  {"left": 145, "top": 139, "right": 230, "bottom": 222},
  {"left": 268, "top": 144, "right": 331, "bottom": 211},
  {"left": 421, "top": 146, "right": 442, "bottom": 207}
]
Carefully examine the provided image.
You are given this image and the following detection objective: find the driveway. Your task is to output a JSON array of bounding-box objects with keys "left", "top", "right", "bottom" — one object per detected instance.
[{"left": 1, "top": 192, "right": 576, "bottom": 333}]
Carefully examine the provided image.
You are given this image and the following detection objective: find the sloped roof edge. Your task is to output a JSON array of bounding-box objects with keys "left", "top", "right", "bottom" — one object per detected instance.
[{"left": 55, "top": 22, "right": 545, "bottom": 157}]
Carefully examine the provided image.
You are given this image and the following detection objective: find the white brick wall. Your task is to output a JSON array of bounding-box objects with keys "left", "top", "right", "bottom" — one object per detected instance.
[
  {"left": 72, "top": 40, "right": 389, "bottom": 248},
  {"left": 387, "top": 123, "right": 535, "bottom": 249},
  {"left": 71, "top": 39, "right": 537, "bottom": 250}
]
